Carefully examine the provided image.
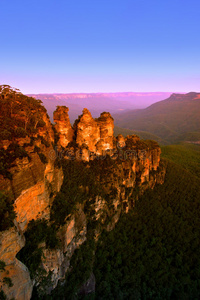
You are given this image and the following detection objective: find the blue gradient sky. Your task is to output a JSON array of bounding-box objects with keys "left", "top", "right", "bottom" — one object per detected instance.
[{"left": 1, "top": 0, "right": 200, "bottom": 93}]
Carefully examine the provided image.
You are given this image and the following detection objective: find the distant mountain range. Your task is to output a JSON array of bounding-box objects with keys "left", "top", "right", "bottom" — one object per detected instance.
[
  {"left": 114, "top": 92, "right": 200, "bottom": 144},
  {"left": 28, "top": 92, "right": 172, "bottom": 122},
  {"left": 28, "top": 91, "right": 200, "bottom": 145}
]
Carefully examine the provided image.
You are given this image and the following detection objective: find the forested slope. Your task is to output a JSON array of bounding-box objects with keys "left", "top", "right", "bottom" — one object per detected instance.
[
  {"left": 161, "top": 143, "right": 200, "bottom": 178},
  {"left": 114, "top": 93, "right": 200, "bottom": 144},
  {"left": 94, "top": 161, "right": 200, "bottom": 299}
]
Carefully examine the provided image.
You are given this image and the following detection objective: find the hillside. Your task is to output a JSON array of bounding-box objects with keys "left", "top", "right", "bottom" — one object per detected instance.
[
  {"left": 175, "top": 131, "right": 200, "bottom": 143},
  {"left": 161, "top": 143, "right": 200, "bottom": 178},
  {"left": 28, "top": 92, "right": 171, "bottom": 122},
  {"left": 114, "top": 125, "right": 166, "bottom": 145},
  {"left": 93, "top": 161, "right": 200, "bottom": 299},
  {"left": 114, "top": 92, "right": 200, "bottom": 144}
]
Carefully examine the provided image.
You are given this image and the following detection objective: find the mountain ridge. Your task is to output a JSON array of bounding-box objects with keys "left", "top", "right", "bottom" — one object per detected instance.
[
  {"left": 28, "top": 92, "right": 172, "bottom": 122},
  {"left": 114, "top": 92, "right": 200, "bottom": 144}
]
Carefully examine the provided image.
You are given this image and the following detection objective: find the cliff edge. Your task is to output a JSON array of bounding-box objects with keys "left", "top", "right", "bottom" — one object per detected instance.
[{"left": 0, "top": 87, "right": 165, "bottom": 299}]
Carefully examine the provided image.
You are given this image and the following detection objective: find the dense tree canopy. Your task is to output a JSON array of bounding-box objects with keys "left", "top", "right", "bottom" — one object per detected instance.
[
  {"left": 0, "top": 85, "right": 46, "bottom": 140},
  {"left": 94, "top": 161, "right": 200, "bottom": 299}
]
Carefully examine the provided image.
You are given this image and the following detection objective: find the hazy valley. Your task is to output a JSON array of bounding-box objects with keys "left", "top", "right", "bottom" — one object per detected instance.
[{"left": 28, "top": 92, "right": 172, "bottom": 123}]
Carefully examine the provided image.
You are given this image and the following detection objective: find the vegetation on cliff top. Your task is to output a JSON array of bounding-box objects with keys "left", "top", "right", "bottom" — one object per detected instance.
[
  {"left": 0, "top": 86, "right": 53, "bottom": 233},
  {"left": 0, "top": 85, "right": 46, "bottom": 141}
]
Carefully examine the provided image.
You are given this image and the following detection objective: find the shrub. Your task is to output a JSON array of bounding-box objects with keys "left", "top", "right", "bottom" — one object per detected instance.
[
  {"left": 28, "top": 127, "right": 37, "bottom": 134},
  {"left": 54, "top": 157, "right": 62, "bottom": 168},
  {"left": 39, "top": 136, "right": 50, "bottom": 147},
  {"left": 37, "top": 120, "right": 46, "bottom": 128},
  {"left": 0, "top": 144, "right": 31, "bottom": 178},
  {"left": 0, "top": 153, "right": 13, "bottom": 179},
  {"left": 0, "top": 289, "right": 6, "bottom": 300},
  {"left": 14, "top": 127, "right": 27, "bottom": 138},
  {"left": 41, "top": 139, "right": 50, "bottom": 148},
  {"left": 0, "top": 260, "right": 6, "bottom": 272},
  {"left": 144, "top": 139, "right": 159, "bottom": 150},
  {"left": 7, "top": 143, "right": 30, "bottom": 160},
  {"left": 0, "top": 130, "right": 12, "bottom": 140},
  {"left": 38, "top": 153, "right": 48, "bottom": 164},
  {"left": 0, "top": 192, "right": 16, "bottom": 231},
  {"left": 34, "top": 145, "right": 40, "bottom": 153},
  {"left": 16, "top": 219, "right": 59, "bottom": 278},
  {"left": 3, "top": 277, "right": 13, "bottom": 287}
]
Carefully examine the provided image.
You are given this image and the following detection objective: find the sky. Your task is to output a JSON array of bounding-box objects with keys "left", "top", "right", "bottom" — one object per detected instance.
[{"left": 1, "top": 0, "right": 200, "bottom": 94}]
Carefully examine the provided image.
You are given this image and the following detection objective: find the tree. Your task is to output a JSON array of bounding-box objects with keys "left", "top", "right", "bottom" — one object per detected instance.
[{"left": 0, "top": 85, "right": 21, "bottom": 116}]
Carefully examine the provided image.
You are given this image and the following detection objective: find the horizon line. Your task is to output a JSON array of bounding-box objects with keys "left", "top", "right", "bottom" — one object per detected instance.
[{"left": 26, "top": 91, "right": 185, "bottom": 95}]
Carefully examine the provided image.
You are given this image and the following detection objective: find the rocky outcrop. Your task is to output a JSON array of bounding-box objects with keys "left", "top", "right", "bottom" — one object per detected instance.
[
  {"left": 0, "top": 227, "right": 33, "bottom": 300},
  {"left": 0, "top": 95, "right": 165, "bottom": 300},
  {"left": 54, "top": 107, "right": 115, "bottom": 158},
  {"left": 96, "top": 112, "right": 114, "bottom": 154},
  {"left": 36, "top": 204, "right": 87, "bottom": 296},
  {"left": 38, "top": 111, "right": 55, "bottom": 144},
  {"left": 15, "top": 181, "right": 51, "bottom": 232},
  {"left": 0, "top": 122, "right": 64, "bottom": 232},
  {"left": 116, "top": 134, "right": 126, "bottom": 148},
  {"left": 11, "top": 154, "right": 63, "bottom": 233},
  {"left": 54, "top": 106, "right": 74, "bottom": 148},
  {"left": 75, "top": 108, "right": 100, "bottom": 152},
  {"left": 0, "top": 101, "right": 64, "bottom": 299}
]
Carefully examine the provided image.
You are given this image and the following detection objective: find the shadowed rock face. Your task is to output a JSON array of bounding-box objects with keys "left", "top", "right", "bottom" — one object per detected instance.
[
  {"left": 0, "top": 228, "right": 33, "bottom": 300},
  {"left": 54, "top": 106, "right": 74, "bottom": 148}
]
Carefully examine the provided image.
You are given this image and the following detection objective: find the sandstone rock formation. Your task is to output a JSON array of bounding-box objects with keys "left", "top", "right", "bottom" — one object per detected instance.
[
  {"left": 75, "top": 108, "right": 100, "bottom": 152},
  {"left": 0, "top": 227, "right": 33, "bottom": 300},
  {"left": 116, "top": 134, "right": 126, "bottom": 148},
  {"left": 96, "top": 112, "right": 114, "bottom": 154},
  {"left": 0, "top": 96, "right": 63, "bottom": 299},
  {"left": 54, "top": 107, "right": 114, "bottom": 158},
  {"left": 54, "top": 106, "right": 74, "bottom": 148}
]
